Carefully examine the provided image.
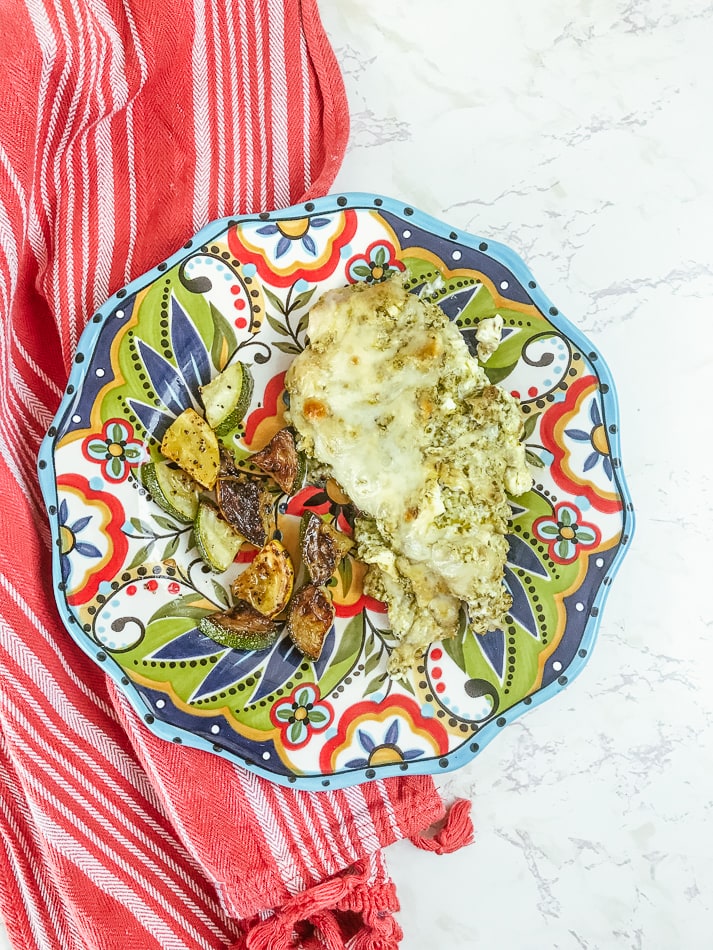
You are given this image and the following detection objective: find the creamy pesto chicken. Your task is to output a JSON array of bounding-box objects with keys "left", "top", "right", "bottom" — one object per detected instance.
[{"left": 285, "top": 276, "right": 532, "bottom": 675}]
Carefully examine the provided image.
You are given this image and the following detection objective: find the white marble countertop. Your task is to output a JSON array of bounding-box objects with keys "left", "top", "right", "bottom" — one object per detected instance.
[
  {"left": 2, "top": 2, "right": 710, "bottom": 948},
  {"left": 320, "top": 0, "right": 713, "bottom": 947}
]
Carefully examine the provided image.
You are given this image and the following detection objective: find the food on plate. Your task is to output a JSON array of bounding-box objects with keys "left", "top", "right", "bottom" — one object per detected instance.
[
  {"left": 286, "top": 275, "right": 532, "bottom": 674},
  {"left": 199, "top": 360, "right": 254, "bottom": 434},
  {"left": 475, "top": 314, "right": 503, "bottom": 363},
  {"left": 198, "top": 602, "right": 281, "bottom": 652},
  {"left": 286, "top": 583, "right": 335, "bottom": 660},
  {"left": 300, "top": 511, "right": 353, "bottom": 586},
  {"left": 194, "top": 501, "right": 245, "bottom": 573},
  {"left": 160, "top": 408, "right": 220, "bottom": 489},
  {"left": 140, "top": 460, "right": 199, "bottom": 524},
  {"left": 216, "top": 471, "right": 275, "bottom": 547},
  {"left": 251, "top": 428, "right": 306, "bottom": 494},
  {"left": 230, "top": 539, "right": 295, "bottom": 617}
]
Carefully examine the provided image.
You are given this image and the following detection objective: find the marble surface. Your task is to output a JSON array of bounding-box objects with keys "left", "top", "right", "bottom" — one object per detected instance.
[
  {"left": 2, "top": 1, "right": 710, "bottom": 948},
  {"left": 320, "top": 0, "right": 713, "bottom": 947}
]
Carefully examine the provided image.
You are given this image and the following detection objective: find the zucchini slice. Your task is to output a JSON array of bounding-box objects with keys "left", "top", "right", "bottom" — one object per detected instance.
[
  {"left": 300, "top": 512, "right": 354, "bottom": 585},
  {"left": 194, "top": 502, "right": 245, "bottom": 572},
  {"left": 142, "top": 461, "right": 199, "bottom": 524},
  {"left": 199, "top": 361, "right": 254, "bottom": 435},
  {"left": 160, "top": 408, "right": 220, "bottom": 489},
  {"left": 216, "top": 475, "right": 274, "bottom": 547},
  {"left": 199, "top": 603, "right": 280, "bottom": 652},
  {"left": 251, "top": 428, "right": 306, "bottom": 494},
  {"left": 231, "top": 539, "right": 295, "bottom": 617},
  {"left": 286, "top": 584, "right": 334, "bottom": 661}
]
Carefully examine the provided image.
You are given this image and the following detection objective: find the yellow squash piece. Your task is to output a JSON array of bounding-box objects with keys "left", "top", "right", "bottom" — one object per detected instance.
[
  {"left": 231, "top": 539, "right": 295, "bottom": 618},
  {"left": 160, "top": 408, "right": 220, "bottom": 489}
]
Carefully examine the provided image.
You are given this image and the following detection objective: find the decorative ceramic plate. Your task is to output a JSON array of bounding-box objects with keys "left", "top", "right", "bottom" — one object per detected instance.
[{"left": 39, "top": 194, "right": 634, "bottom": 790}]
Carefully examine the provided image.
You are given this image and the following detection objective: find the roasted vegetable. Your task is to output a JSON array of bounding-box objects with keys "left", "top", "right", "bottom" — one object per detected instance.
[
  {"left": 231, "top": 540, "right": 294, "bottom": 617},
  {"left": 199, "top": 361, "right": 253, "bottom": 434},
  {"left": 251, "top": 428, "right": 306, "bottom": 494},
  {"left": 141, "top": 460, "right": 199, "bottom": 523},
  {"left": 300, "top": 512, "right": 353, "bottom": 585},
  {"left": 160, "top": 408, "right": 220, "bottom": 489},
  {"left": 199, "top": 602, "right": 280, "bottom": 652},
  {"left": 216, "top": 474, "right": 274, "bottom": 547},
  {"left": 286, "top": 584, "right": 334, "bottom": 660},
  {"left": 194, "top": 502, "right": 245, "bottom": 572}
]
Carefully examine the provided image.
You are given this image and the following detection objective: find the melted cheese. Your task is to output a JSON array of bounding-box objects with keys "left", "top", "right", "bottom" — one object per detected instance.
[{"left": 286, "top": 277, "right": 532, "bottom": 674}]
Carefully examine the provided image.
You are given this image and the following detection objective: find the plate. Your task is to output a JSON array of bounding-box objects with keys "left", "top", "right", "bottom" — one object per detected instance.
[{"left": 38, "top": 193, "right": 634, "bottom": 790}]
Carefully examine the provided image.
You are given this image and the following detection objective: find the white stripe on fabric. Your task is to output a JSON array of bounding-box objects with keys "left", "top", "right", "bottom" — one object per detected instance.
[
  {"left": 11, "top": 732, "right": 228, "bottom": 943},
  {"left": 271, "top": 784, "right": 323, "bottom": 883},
  {"left": 299, "top": 28, "right": 311, "bottom": 189},
  {"left": 3, "top": 692, "right": 229, "bottom": 933},
  {"left": 118, "top": 0, "right": 149, "bottom": 283},
  {"left": 209, "top": 1, "right": 225, "bottom": 212},
  {"left": 191, "top": 0, "right": 211, "bottom": 230},
  {"left": 266, "top": 0, "right": 290, "bottom": 204},
  {"left": 0, "top": 790, "right": 66, "bottom": 949},
  {"left": 373, "top": 780, "right": 402, "bottom": 839},
  {"left": 307, "top": 792, "right": 356, "bottom": 871},
  {"left": 342, "top": 785, "right": 383, "bottom": 854},
  {"left": 221, "top": 0, "right": 240, "bottom": 211},
  {"left": 252, "top": 0, "right": 267, "bottom": 209},
  {"left": 237, "top": 0, "right": 254, "bottom": 207},
  {"left": 0, "top": 599, "right": 161, "bottom": 801},
  {"left": 235, "top": 765, "right": 305, "bottom": 895}
]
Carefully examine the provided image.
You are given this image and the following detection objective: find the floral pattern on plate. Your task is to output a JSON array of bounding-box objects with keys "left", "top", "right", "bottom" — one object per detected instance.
[{"left": 39, "top": 194, "right": 634, "bottom": 790}]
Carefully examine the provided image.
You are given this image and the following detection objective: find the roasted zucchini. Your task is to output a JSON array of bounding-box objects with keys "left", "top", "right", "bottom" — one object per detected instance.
[
  {"left": 194, "top": 502, "right": 245, "bottom": 572},
  {"left": 216, "top": 474, "right": 274, "bottom": 547},
  {"left": 251, "top": 428, "right": 306, "bottom": 494},
  {"left": 160, "top": 408, "right": 220, "bottom": 489},
  {"left": 286, "top": 584, "right": 334, "bottom": 661},
  {"left": 141, "top": 460, "right": 199, "bottom": 524},
  {"left": 300, "top": 512, "right": 353, "bottom": 585},
  {"left": 231, "top": 540, "right": 294, "bottom": 617},
  {"left": 199, "top": 361, "right": 253, "bottom": 435},
  {"left": 199, "top": 602, "right": 280, "bottom": 652}
]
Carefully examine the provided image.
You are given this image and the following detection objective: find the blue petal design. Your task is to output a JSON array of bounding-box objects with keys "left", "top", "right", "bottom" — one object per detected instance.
[
  {"left": 590, "top": 399, "right": 601, "bottom": 426},
  {"left": 136, "top": 340, "right": 193, "bottom": 417},
  {"left": 256, "top": 224, "right": 278, "bottom": 236},
  {"left": 248, "top": 635, "right": 302, "bottom": 703},
  {"left": 384, "top": 719, "right": 400, "bottom": 746},
  {"left": 345, "top": 757, "right": 368, "bottom": 769},
  {"left": 275, "top": 236, "right": 291, "bottom": 259},
  {"left": 301, "top": 234, "right": 316, "bottom": 256},
  {"left": 602, "top": 455, "right": 613, "bottom": 480},
  {"left": 74, "top": 541, "right": 101, "bottom": 558},
  {"left": 506, "top": 534, "right": 549, "bottom": 577},
  {"left": 583, "top": 451, "right": 599, "bottom": 472},
  {"left": 504, "top": 566, "right": 538, "bottom": 639},
  {"left": 170, "top": 297, "right": 212, "bottom": 393},
  {"left": 69, "top": 515, "right": 91, "bottom": 533},
  {"left": 564, "top": 428, "right": 591, "bottom": 442},
  {"left": 190, "top": 649, "right": 266, "bottom": 702},
  {"left": 357, "top": 729, "right": 375, "bottom": 753},
  {"left": 310, "top": 217, "right": 330, "bottom": 228},
  {"left": 60, "top": 554, "right": 71, "bottom": 584},
  {"left": 476, "top": 628, "right": 505, "bottom": 679},
  {"left": 127, "top": 400, "right": 176, "bottom": 443},
  {"left": 152, "top": 627, "right": 225, "bottom": 660},
  {"left": 59, "top": 498, "right": 69, "bottom": 524}
]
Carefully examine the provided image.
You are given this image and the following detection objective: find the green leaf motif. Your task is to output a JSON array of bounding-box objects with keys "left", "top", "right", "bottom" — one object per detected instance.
[
  {"left": 210, "top": 579, "right": 230, "bottom": 607},
  {"left": 210, "top": 303, "right": 237, "bottom": 371},
  {"left": 353, "top": 265, "right": 371, "bottom": 277},
  {"left": 129, "top": 517, "right": 155, "bottom": 537},
  {"left": 150, "top": 593, "right": 215, "bottom": 623},
  {"left": 521, "top": 412, "right": 541, "bottom": 442},
  {"left": 375, "top": 246, "right": 386, "bottom": 266},
  {"left": 289, "top": 721, "right": 306, "bottom": 744},
  {"left": 330, "top": 613, "right": 365, "bottom": 668},
  {"left": 308, "top": 709, "right": 328, "bottom": 725},
  {"left": 263, "top": 286, "right": 286, "bottom": 316},
  {"left": 162, "top": 535, "right": 180, "bottom": 560},
  {"left": 127, "top": 543, "right": 153, "bottom": 570},
  {"left": 153, "top": 514, "right": 179, "bottom": 532},
  {"left": 291, "top": 287, "right": 316, "bottom": 312},
  {"left": 363, "top": 671, "right": 388, "bottom": 698},
  {"left": 274, "top": 705, "right": 293, "bottom": 723},
  {"left": 274, "top": 341, "right": 302, "bottom": 355},
  {"left": 265, "top": 311, "right": 291, "bottom": 337},
  {"left": 525, "top": 448, "right": 546, "bottom": 469},
  {"left": 363, "top": 649, "right": 382, "bottom": 677}
]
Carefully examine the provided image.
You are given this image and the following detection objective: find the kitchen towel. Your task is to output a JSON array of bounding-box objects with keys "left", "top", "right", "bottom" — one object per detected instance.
[{"left": 0, "top": 1, "right": 472, "bottom": 948}]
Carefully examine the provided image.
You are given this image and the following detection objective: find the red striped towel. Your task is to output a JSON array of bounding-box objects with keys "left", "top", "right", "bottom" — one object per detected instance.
[{"left": 0, "top": 2, "right": 472, "bottom": 947}]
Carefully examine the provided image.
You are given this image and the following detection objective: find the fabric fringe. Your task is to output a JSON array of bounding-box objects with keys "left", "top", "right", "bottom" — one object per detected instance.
[{"left": 409, "top": 798, "right": 474, "bottom": 854}]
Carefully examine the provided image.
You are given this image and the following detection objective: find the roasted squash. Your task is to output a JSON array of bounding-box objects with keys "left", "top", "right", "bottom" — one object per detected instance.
[{"left": 231, "top": 539, "right": 294, "bottom": 617}]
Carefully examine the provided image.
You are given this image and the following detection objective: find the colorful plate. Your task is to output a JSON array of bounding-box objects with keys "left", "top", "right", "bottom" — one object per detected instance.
[{"left": 38, "top": 194, "right": 634, "bottom": 790}]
